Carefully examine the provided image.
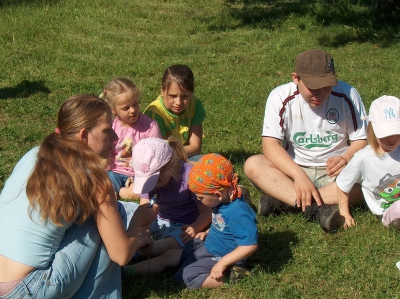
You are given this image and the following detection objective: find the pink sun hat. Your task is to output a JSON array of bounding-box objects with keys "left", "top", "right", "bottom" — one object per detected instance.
[{"left": 132, "top": 138, "right": 173, "bottom": 194}]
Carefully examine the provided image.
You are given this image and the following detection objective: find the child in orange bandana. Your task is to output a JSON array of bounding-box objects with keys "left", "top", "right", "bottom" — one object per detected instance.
[{"left": 124, "top": 153, "right": 258, "bottom": 289}]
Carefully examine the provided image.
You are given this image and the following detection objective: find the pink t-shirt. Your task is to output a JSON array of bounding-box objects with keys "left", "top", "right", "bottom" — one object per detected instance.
[{"left": 108, "top": 113, "right": 162, "bottom": 176}]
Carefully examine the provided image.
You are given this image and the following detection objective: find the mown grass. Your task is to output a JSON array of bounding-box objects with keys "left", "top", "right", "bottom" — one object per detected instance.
[{"left": 1, "top": 0, "right": 400, "bottom": 298}]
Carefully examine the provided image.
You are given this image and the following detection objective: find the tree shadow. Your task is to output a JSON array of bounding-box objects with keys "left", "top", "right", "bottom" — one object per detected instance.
[
  {"left": 0, "top": 0, "right": 61, "bottom": 7},
  {"left": 0, "top": 80, "right": 51, "bottom": 100},
  {"left": 217, "top": 0, "right": 400, "bottom": 47}
]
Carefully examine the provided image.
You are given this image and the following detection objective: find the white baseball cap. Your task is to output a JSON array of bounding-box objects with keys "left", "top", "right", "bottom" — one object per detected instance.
[{"left": 367, "top": 95, "right": 400, "bottom": 138}]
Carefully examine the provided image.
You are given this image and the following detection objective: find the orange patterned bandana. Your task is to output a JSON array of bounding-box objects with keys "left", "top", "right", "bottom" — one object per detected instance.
[{"left": 188, "top": 153, "right": 241, "bottom": 200}]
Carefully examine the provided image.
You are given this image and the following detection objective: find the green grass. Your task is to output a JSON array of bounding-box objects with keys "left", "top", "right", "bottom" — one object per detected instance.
[{"left": 1, "top": 0, "right": 400, "bottom": 298}]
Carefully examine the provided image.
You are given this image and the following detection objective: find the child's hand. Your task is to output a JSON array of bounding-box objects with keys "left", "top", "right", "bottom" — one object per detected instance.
[
  {"left": 195, "top": 231, "right": 208, "bottom": 241},
  {"left": 138, "top": 236, "right": 153, "bottom": 249},
  {"left": 133, "top": 204, "right": 158, "bottom": 228},
  {"left": 179, "top": 225, "right": 196, "bottom": 243},
  {"left": 341, "top": 213, "right": 356, "bottom": 228},
  {"left": 210, "top": 260, "right": 228, "bottom": 280},
  {"left": 326, "top": 155, "right": 347, "bottom": 177}
]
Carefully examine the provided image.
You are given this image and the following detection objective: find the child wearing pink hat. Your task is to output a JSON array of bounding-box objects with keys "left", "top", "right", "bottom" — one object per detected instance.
[
  {"left": 124, "top": 153, "right": 258, "bottom": 289},
  {"left": 325, "top": 95, "right": 400, "bottom": 228},
  {"left": 124, "top": 137, "right": 211, "bottom": 260}
]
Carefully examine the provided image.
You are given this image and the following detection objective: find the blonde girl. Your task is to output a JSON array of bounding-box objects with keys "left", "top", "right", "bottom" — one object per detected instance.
[
  {"left": 324, "top": 95, "right": 400, "bottom": 229},
  {"left": 100, "top": 78, "right": 161, "bottom": 200}
]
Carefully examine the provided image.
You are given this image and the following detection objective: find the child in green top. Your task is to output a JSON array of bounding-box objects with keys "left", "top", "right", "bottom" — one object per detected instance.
[{"left": 144, "top": 64, "right": 206, "bottom": 159}]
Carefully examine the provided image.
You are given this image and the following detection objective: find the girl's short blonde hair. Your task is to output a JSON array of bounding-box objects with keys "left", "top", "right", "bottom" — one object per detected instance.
[
  {"left": 100, "top": 78, "right": 139, "bottom": 111},
  {"left": 367, "top": 122, "right": 384, "bottom": 157},
  {"left": 160, "top": 136, "right": 188, "bottom": 181}
]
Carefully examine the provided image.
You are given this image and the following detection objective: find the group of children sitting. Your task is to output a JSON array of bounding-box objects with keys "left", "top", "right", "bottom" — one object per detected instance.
[
  {"left": 100, "top": 64, "right": 257, "bottom": 289},
  {"left": 101, "top": 50, "right": 400, "bottom": 289}
]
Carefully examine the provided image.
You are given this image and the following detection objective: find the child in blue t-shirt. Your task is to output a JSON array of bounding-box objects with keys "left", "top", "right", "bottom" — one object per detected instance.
[{"left": 124, "top": 153, "right": 258, "bottom": 289}]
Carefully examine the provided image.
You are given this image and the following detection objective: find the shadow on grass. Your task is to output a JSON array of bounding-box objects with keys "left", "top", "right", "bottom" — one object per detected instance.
[
  {"left": 0, "top": 0, "right": 61, "bottom": 7},
  {"left": 122, "top": 269, "right": 183, "bottom": 299},
  {"left": 0, "top": 80, "right": 51, "bottom": 100},
  {"left": 250, "top": 229, "right": 299, "bottom": 273},
  {"left": 122, "top": 230, "right": 298, "bottom": 298},
  {"left": 218, "top": 149, "right": 254, "bottom": 165},
  {"left": 216, "top": 0, "right": 399, "bottom": 47}
]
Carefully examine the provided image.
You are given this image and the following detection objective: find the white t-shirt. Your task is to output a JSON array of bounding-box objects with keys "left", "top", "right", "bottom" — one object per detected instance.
[
  {"left": 262, "top": 81, "right": 367, "bottom": 166},
  {"left": 336, "top": 145, "right": 400, "bottom": 215}
]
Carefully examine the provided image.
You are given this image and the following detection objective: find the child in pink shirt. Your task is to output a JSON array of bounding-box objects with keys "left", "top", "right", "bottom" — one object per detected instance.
[{"left": 100, "top": 78, "right": 162, "bottom": 199}]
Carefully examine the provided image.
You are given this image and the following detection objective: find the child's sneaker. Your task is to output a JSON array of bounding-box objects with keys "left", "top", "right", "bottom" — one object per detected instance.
[
  {"left": 304, "top": 202, "right": 341, "bottom": 233},
  {"left": 258, "top": 194, "right": 296, "bottom": 216},
  {"left": 239, "top": 185, "right": 257, "bottom": 212},
  {"left": 227, "top": 265, "right": 251, "bottom": 284}
]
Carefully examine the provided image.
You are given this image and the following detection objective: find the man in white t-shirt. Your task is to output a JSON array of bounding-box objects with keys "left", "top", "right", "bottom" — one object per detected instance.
[{"left": 244, "top": 49, "right": 368, "bottom": 232}]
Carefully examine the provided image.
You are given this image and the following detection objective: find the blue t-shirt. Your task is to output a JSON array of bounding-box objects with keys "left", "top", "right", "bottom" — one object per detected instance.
[
  {"left": 204, "top": 197, "right": 258, "bottom": 257},
  {"left": 0, "top": 147, "right": 74, "bottom": 268}
]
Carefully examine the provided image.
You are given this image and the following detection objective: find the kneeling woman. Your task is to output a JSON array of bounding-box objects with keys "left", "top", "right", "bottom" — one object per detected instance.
[{"left": 0, "top": 94, "right": 158, "bottom": 298}]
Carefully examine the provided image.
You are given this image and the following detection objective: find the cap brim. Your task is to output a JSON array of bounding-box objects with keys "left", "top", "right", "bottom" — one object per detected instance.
[
  {"left": 301, "top": 74, "right": 338, "bottom": 89},
  {"left": 133, "top": 171, "right": 160, "bottom": 194},
  {"left": 372, "top": 121, "right": 400, "bottom": 139}
]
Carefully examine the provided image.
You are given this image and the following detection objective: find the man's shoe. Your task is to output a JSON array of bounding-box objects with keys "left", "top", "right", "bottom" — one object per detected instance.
[
  {"left": 239, "top": 186, "right": 257, "bottom": 212},
  {"left": 304, "top": 202, "right": 341, "bottom": 233},
  {"left": 258, "top": 194, "right": 295, "bottom": 216}
]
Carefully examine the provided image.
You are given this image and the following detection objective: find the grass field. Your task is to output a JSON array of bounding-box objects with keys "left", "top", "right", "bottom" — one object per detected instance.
[{"left": 1, "top": 0, "right": 400, "bottom": 298}]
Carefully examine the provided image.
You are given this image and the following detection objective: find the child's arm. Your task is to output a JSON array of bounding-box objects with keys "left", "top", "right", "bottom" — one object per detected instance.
[
  {"left": 185, "top": 124, "right": 202, "bottom": 157},
  {"left": 337, "top": 185, "right": 356, "bottom": 228},
  {"left": 179, "top": 204, "right": 212, "bottom": 243},
  {"left": 138, "top": 197, "right": 154, "bottom": 248},
  {"left": 326, "top": 139, "right": 367, "bottom": 177},
  {"left": 210, "top": 244, "right": 258, "bottom": 280}
]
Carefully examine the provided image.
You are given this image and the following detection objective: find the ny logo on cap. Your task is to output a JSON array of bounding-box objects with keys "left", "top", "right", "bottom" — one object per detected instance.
[
  {"left": 327, "top": 57, "right": 335, "bottom": 74},
  {"left": 383, "top": 107, "right": 396, "bottom": 119}
]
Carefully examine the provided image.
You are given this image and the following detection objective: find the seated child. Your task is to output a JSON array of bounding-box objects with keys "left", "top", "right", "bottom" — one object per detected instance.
[
  {"left": 324, "top": 95, "right": 400, "bottom": 228},
  {"left": 124, "top": 153, "right": 258, "bottom": 289},
  {"left": 144, "top": 64, "right": 206, "bottom": 159},
  {"left": 100, "top": 78, "right": 162, "bottom": 200},
  {"left": 127, "top": 137, "right": 211, "bottom": 259}
]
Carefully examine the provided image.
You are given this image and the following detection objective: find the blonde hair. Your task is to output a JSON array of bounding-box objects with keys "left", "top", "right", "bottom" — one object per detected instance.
[
  {"left": 366, "top": 122, "right": 385, "bottom": 157},
  {"left": 100, "top": 78, "right": 140, "bottom": 111},
  {"left": 160, "top": 136, "right": 188, "bottom": 180},
  {"left": 26, "top": 94, "right": 113, "bottom": 226}
]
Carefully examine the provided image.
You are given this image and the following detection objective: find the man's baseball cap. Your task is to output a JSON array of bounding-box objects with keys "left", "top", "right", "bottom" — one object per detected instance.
[
  {"left": 132, "top": 138, "right": 173, "bottom": 194},
  {"left": 295, "top": 49, "right": 338, "bottom": 89},
  {"left": 367, "top": 95, "right": 400, "bottom": 139}
]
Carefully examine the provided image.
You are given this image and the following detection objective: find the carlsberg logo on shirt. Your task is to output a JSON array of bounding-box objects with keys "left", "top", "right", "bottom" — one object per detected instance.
[{"left": 293, "top": 131, "right": 338, "bottom": 149}]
